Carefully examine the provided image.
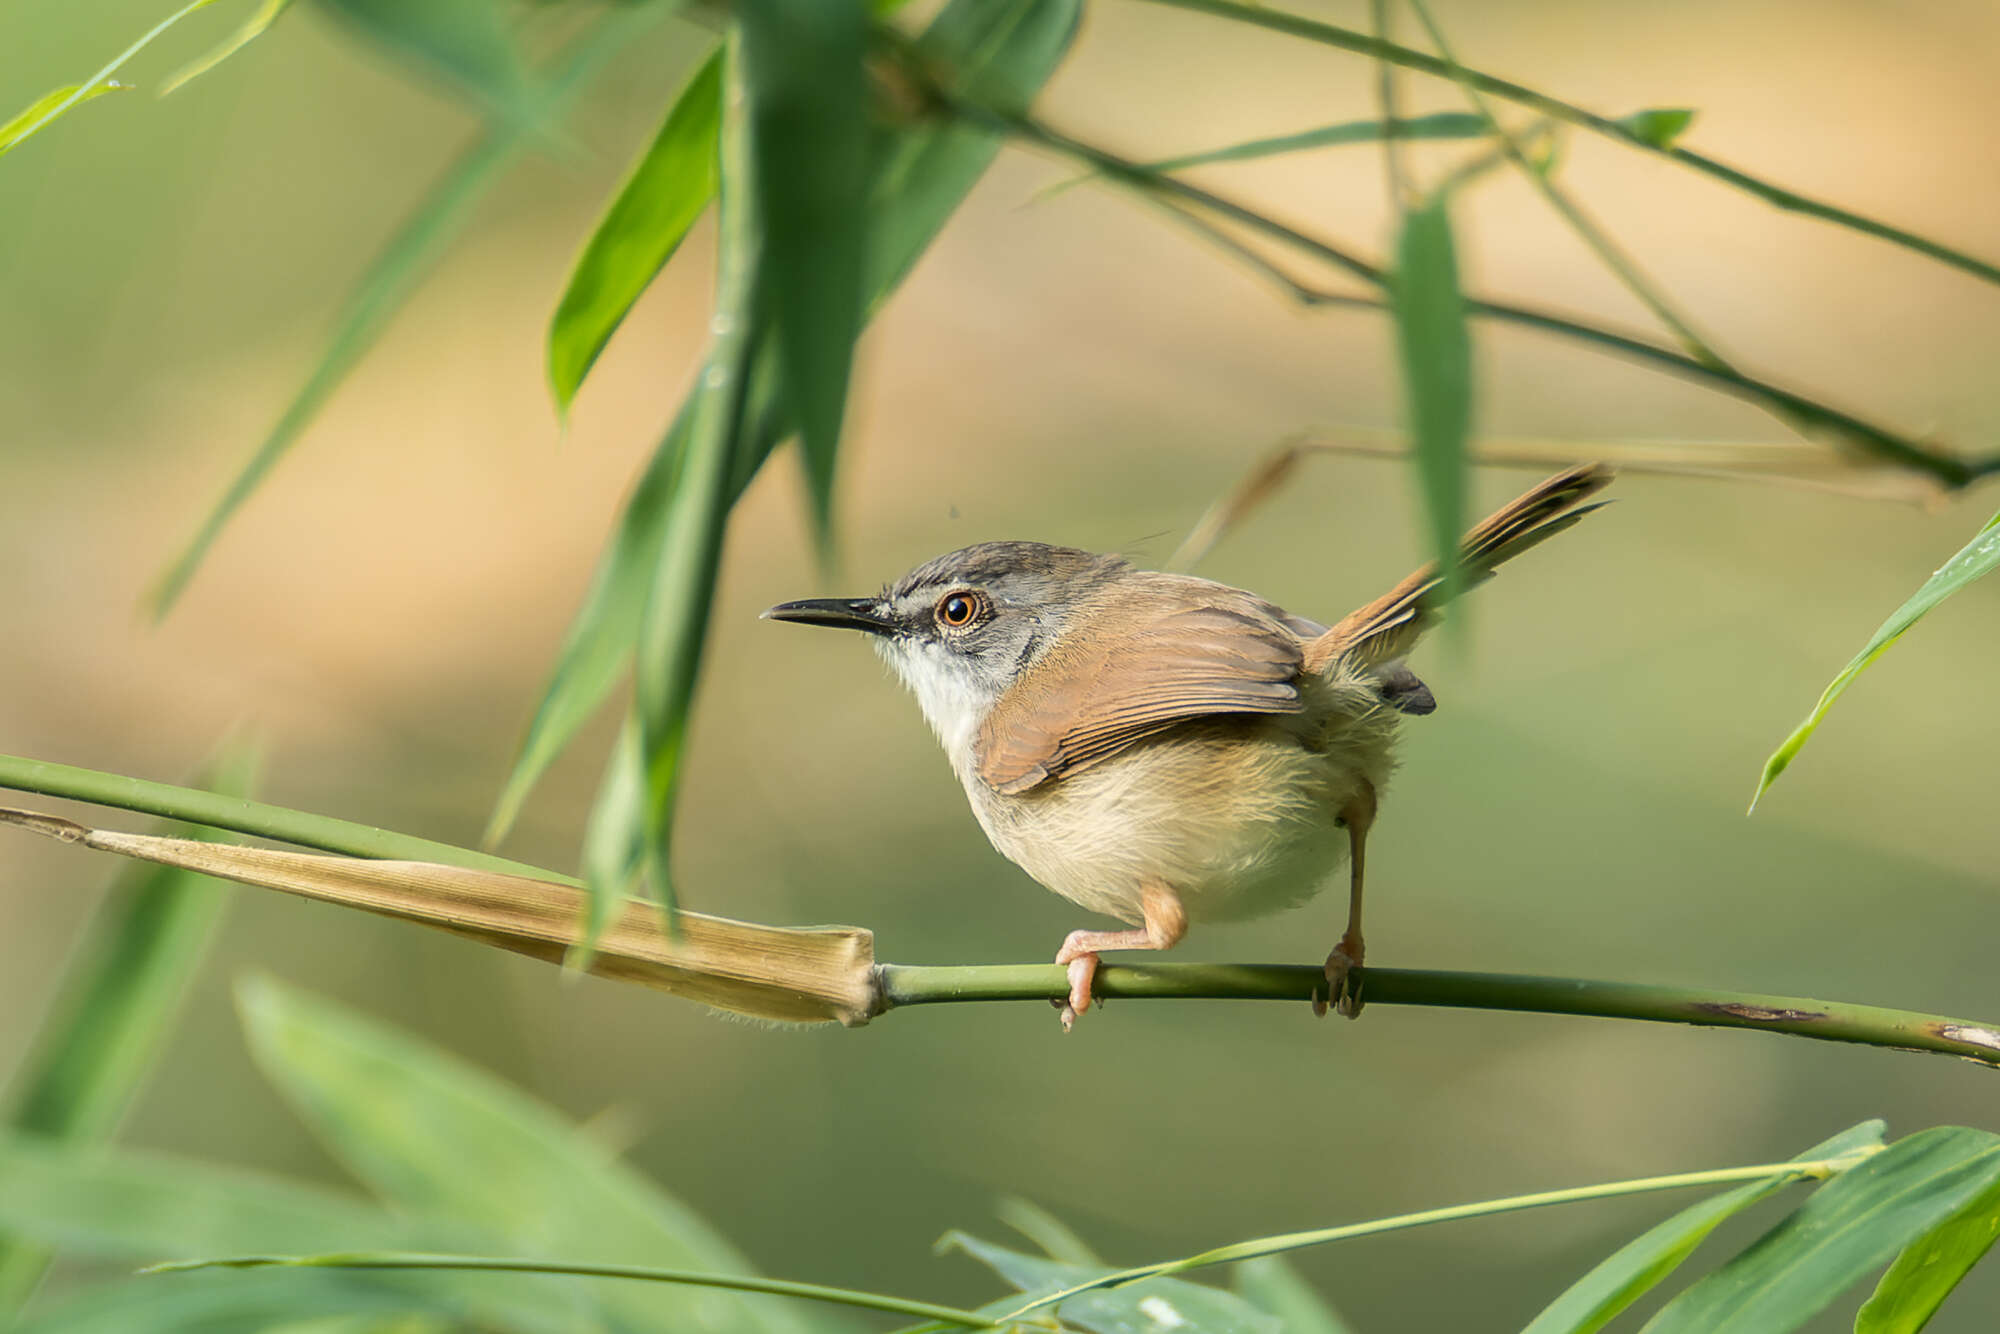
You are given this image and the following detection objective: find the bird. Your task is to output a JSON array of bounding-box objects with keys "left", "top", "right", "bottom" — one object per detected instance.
[{"left": 764, "top": 464, "right": 1612, "bottom": 1027}]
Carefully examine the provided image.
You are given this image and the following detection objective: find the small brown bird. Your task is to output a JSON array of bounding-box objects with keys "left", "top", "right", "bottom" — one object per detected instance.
[{"left": 766, "top": 465, "right": 1611, "bottom": 1026}]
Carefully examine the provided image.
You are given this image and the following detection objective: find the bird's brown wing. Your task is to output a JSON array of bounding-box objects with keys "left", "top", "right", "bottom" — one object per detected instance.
[{"left": 974, "top": 581, "right": 1306, "bottom": 795}]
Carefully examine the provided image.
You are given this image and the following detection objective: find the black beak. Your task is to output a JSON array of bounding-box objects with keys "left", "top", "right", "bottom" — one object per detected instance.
[{"left": 761, "top": 597, "right": 895, "bottom": 636}]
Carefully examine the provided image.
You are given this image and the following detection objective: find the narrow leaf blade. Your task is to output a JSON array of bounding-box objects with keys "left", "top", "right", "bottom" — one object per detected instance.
[
  {"left": 1234, "top": 1255, "right": 1356, "bottom": 1334},
  {"left": 161, "top": 0, "right": 298, "bottom": 96},
  {"left": 737, "top": 0, "right": 870, "bottom": 540},
  {"left": 1148, "top": 111, "right": 1489, "bottom": 173},
  {"left": 0, "top": 81, "right": 134, "bottom": 157},
  {"left": 547, "top": 49, "right": 723, "bottom": 415},
  {"left": 1751, "top": 509, "right": 2000, "bottom": 808},
  {"left": 0, "top": 743, "right": 259, "bottom": 1309},
  {"left": 1521, "top": 1121, "right": 1887, "bottom": 1334},
  {"left": 489, "top": 0, "right": 1081, "bottom": 842},
  {"left": 147, "top": 10, "right": 655, "bottom": 618},
  {"left": 944, "top": 1231, "right": 1281, "bottom": 1334},
  {"left": 237, "top": 979, "right": 822, "bottom": 1333},
  {"left": 1642, "top": 1127, "right": 2000, "bottom": 1334},
  {"left": 1855, "top": 1175, "right": 2000, "bottom": 1334},
  {"left": 1392, "top": 192, "right": 1473, "bottom": 607},
  {"left": 317, "top": 0, "right": 543, "bottom": 128}
]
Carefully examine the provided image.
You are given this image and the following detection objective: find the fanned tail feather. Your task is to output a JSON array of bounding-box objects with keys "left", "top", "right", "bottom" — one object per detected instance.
[{"left": 1306, "top": 463, "right": 1613, "bottom": 672}]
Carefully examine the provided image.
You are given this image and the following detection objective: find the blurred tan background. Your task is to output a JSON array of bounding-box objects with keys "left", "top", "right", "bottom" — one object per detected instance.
[{"left": 4, "top": 0, "right": 2000, "bottom": 1328}]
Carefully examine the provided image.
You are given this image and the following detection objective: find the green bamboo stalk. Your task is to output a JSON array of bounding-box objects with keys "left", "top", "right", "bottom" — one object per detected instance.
[
  {"left": 876, "top": 964, "right": 2000, "bottom": 1067},
  {"left": 0, "top": 753, "right": 574, "bottom": 885},
  {"left": 1134, "top": 0, "right": 2000, "bottom": 290}
]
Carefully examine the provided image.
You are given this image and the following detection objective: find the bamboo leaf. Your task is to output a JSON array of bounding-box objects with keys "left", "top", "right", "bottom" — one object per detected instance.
[
  {"left": 146, "top": 8, "right": 657, "bottom": 618},
  {"left": 1521, "top": 1121, "right": 1887, "bottom": 1334},
  {"left": 1615, "top": 107, "right": 1696, "bottom": 149},
  {"left": 488, "top": 0, "right": 1081, "bottom": 845},
  {"left": 628, "top": 36, "right": 765, "bottom": 926},
  {"left": 237, "top": 979, "right": 829, "bottom": 1334},
  {"left": 1751, "top": 509, "right": 2000, "bottom": 810},
  {"left": 944, "top": 1232, "right": 1281, "bottom": 1334},
  {"left": 0, "top": 1138, "right": 597, "bottom": 1334},
  {"left": 1642, "top": 1128, "right": 2000, "bottom": 1334},
  {"left": 0, "top": 743, "right": 260, "bottom": 1309},
  {"left": 13, "top": 1270, "right": 416, "bottom": 1334},
  {"left": 160, "top": 0, "right": 298, "bottom": 96},
  {"left": 1391, "top": 190, "right": 1472, "bottom": 605},
  {"left": 996, "top": 1199, "right": 1105, "bottom": 1267},
  {"left": 0, "top": 751, "right": 574, "bottom": 882},
  {"left": 1854, "top": 1175, "right": 2000, "bottom": 1334},
  {"left": 547, "top": 48, "right": 723, "bottom": 416},
  {"left": 737, "top": 0, "right": 869, "bottom": 540},
  {"left": 0, "top": 0, "right": 222, "bottom": 160},
  {"left": 316, "top": 0, "right": 543, "bottom": 128},
  {"left": 0, "top": 81, "right": 135, "bottom": 157},
  {"left": 1233, "top": 1255, "right": 1355, "bottom": 1334},
  {"left": 0, "top": 807, "right": 877, "bottom": 1026}
]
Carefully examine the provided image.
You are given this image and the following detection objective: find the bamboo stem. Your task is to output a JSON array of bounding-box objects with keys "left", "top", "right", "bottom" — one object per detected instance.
[{"left": 877, "top": 963, "right": 2000, "bottom": 1067}]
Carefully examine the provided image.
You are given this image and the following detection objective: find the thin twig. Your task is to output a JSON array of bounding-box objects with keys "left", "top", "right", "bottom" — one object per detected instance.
[
  {"left": 1402, "top": 0, "right": 1727, "bottom": 371},
  {"left": 896, "top": 63, "right": 1995, "bottom": 489},
  {"left": 1369, "top": 0, "right": 1410, "bottom": 207},
  {"left": 876, "top": 964, "right": 2000, "bottom": 1068},
  {"left": 1133, "top": 0, "right": 2000, "bottom": 289}
]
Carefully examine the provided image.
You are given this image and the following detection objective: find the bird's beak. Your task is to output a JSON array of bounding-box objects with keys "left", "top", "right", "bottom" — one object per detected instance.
[{"left": 760, "top": 597, "right": 895, "bottom": 636}]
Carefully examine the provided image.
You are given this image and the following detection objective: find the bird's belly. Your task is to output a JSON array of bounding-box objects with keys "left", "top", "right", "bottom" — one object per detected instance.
[{"left": 963, "top": 718, "right": 1387, "bottom": 925}]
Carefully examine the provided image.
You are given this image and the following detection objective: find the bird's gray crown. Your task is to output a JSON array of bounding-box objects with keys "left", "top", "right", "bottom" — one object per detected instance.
[{"left": 885, "top": 541, "right": 1128, "bottom": 603}]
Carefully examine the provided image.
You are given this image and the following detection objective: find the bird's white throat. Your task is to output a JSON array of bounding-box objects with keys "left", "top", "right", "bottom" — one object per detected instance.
[{"left": 873, "top": 636, "right": 1001, "bottom": 769}]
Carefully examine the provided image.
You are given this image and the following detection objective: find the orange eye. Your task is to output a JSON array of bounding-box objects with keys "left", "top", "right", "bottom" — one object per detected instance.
[{"left": 937, "top": 591, "right": 981, "bottom": 628}]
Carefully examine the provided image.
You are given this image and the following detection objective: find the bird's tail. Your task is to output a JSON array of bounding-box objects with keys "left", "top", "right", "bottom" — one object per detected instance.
[{"left": 1305, "top": 463, "right": 1614, "bottom": 673}]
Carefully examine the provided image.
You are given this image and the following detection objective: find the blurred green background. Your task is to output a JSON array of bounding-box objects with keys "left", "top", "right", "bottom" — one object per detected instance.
[{"left": 4, "top": 0, "right": 2000, "bottom": 1328}]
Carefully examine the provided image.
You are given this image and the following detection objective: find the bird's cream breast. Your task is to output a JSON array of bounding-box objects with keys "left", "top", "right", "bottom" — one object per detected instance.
[{"left": 962, "top": 708, "right": 1394, "bottom": 925}]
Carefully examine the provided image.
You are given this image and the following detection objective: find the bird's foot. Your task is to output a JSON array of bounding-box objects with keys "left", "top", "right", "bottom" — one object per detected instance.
[
  {"left": 1053, "top": 934, "right": 1102, "bottom": 1032},
  {"left": 1317, "top": 935, "right": 1365, "bottom": 1019}
]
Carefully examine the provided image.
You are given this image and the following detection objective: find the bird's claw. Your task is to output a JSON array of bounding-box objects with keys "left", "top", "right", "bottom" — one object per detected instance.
[{"left": 1321, "top": 941, "right": 1365, "bottom": 1020}]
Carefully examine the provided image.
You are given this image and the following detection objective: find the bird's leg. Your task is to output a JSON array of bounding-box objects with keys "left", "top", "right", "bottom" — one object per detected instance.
[
  {"left": 1052, "top": 883, "right": 1186, "bottom": 1031},
  {"left": 1318, "top": 779, "right": 1377, "bottom": 1020}
]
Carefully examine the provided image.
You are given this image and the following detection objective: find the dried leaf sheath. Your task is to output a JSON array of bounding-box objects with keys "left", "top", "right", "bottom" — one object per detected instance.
[{"left": 0, "top": 809, "right": 877, "bottom": 1027}]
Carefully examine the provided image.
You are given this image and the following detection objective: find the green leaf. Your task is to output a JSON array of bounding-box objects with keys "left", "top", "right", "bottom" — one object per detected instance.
[
  {"left": 487, "top": 0, "right": 1081, "bottom": 844},
  {"left": 1391, "top": 190, "right": 1472, "bottom": 607},
  {"left": 1616, "top": 107, "right": 1696, "bottom": 149},
  {"left": 575, "top": 714, "right": 645, "bottom": 958},
  {"left": 736, "top": 0, "right": 870, "bottom": 540},
  {"left": 1751, "top": 509, "right": 2000, "bottom": 809},
  {"left": 1855, "top": 1174, "right": 2000, "bottom": 1334},
  {"left": 0, "top": 81, "right": 135, "bottom": 157},
  {"left": 1233, "top": 1255, "right": 1355, "bottom": 1334},
  {"left": 628, "top": 35, "right": 766, "bottom": 924},
  {"left": 14, "top": 1270, "right": 415, "bottom": 1334},
  {"left": 148, "top": 8, "right": 659, "bottom": 617},
  {"left": 547, "top": 48, "right": 723, "bottom": 416},
  {"left": 236, "top": 977, "right": 821, "bottom": 1334},
  {"left": 161, "top": 0, "right": 298, "bottom": 96},
  {"left": 944, "top": 1232, "right": 1281, "bottom": 1334},
  {"left": 996, "top": 1198, "right": 1106, "bottom": 1266},
  {"left": 0, "top": 1136, "right": 424, "bottom": 1259},
  {"left": 0, "top": 1138, "right": 602, "bottom": 1334},
  {"left": 1643, "top": 1127, "right": 2000, "bottom": 1334},
  {"left": 316, "top": 0, "right": 544, "bottom": 128},
  {"left": 0, "top": 743, "right": 260, "bottom": 1309},
  {"left": 0, "top": 0, "right": 225, "bottom": 160},
  {"left": 1522, "top": 1121, "right": 1888, "bottom": 1334}
]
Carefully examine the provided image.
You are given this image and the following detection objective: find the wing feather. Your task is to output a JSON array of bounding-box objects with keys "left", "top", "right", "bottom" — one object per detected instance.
[{"left": 974, "top": 584, "right": 1306, "bottom": 795}]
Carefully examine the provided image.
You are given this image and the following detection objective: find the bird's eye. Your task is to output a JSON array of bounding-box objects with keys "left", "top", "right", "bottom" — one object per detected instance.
[{"left": 936, "top": 590, "right": 982, "bottom": 628}]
